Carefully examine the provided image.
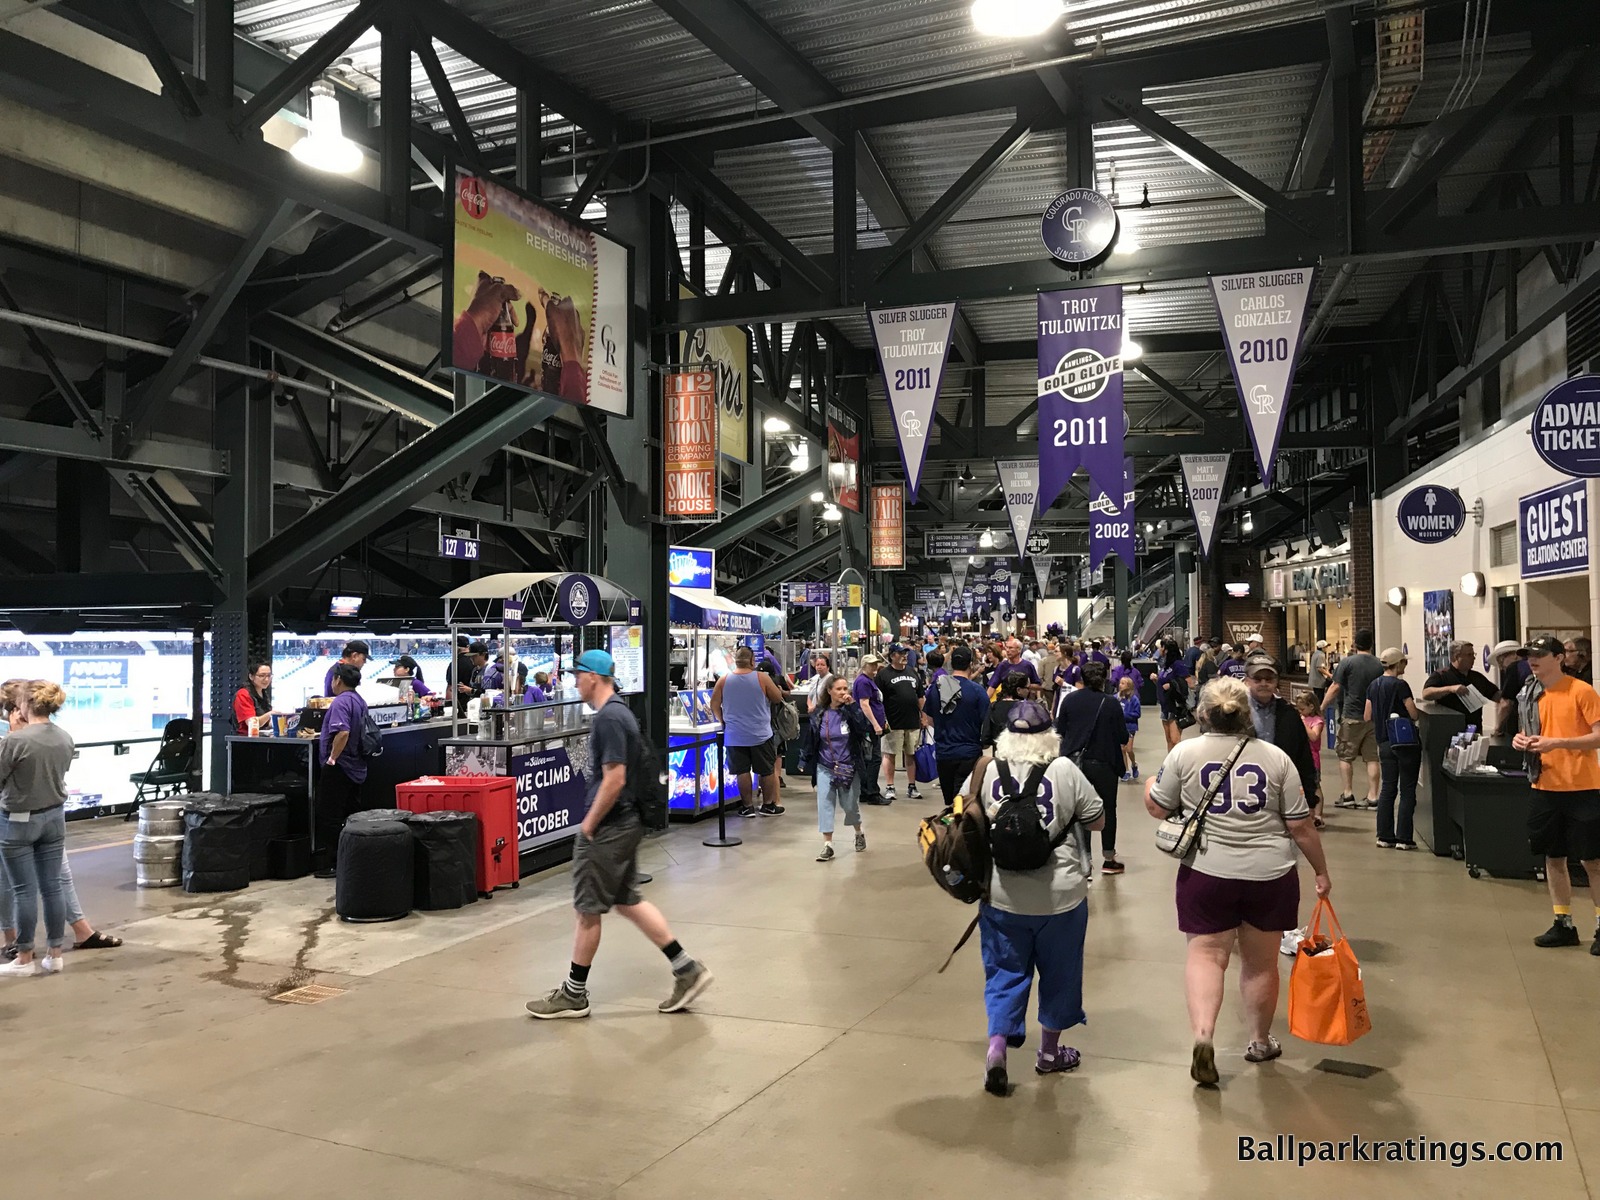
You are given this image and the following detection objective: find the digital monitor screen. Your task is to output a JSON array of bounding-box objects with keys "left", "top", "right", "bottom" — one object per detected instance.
[
  {"left": 330, "top": 595, "right": 363, "bottom": 618},
  {"left": 1225, "top": 582, "right": 1251, "bottom": 599}
]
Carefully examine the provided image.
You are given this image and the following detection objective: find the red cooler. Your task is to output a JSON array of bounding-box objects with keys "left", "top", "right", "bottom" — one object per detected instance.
[{"left": 396, "top": 776, "right": 519, "bottom": 896}]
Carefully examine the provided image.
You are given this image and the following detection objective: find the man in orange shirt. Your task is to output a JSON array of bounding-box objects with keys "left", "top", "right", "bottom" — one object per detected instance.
[{"left": 1512, "top": 636, "right": 1600, "bottom": 954}]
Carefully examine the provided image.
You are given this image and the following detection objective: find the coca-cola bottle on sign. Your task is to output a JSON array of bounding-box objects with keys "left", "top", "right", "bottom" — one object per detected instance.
[{"left": 486, "top": 290, "right": 519, "bottom": 381}]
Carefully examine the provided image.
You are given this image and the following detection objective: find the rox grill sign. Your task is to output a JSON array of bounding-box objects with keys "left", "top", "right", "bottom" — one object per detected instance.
[{"left": 1395, "top": 485, "right": 1467, "bottom": 545}]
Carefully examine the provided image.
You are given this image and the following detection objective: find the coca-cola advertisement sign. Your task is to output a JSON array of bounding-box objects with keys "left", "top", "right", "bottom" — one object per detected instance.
[{"left": 444, "top": 165, "right": 629, "bottom": 415}]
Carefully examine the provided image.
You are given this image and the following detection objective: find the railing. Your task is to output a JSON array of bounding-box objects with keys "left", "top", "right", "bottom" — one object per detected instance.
[{"left": 68, "top": 734, "right": 185, "bottom": 818}]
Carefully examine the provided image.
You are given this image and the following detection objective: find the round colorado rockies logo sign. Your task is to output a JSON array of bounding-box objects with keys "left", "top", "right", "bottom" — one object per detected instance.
[{"left": 1041, "top": 188, "right": 1118, "bottom": 264}]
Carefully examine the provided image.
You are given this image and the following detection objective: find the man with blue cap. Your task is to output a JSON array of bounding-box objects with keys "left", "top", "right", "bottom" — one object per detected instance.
[{"left": 526, "top": 649, "right": 713, "bottom": 1019}]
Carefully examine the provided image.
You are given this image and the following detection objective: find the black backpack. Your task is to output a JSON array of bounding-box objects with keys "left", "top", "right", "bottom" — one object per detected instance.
[
  {"left": 358, "top": 708, "right": 384, "bottom": 758},
  {"left": 610, "top": 700, "right": 668, "bottom": 830},
  {"left": 988, "top": 761, "right": 1067, "bottom": 871}
]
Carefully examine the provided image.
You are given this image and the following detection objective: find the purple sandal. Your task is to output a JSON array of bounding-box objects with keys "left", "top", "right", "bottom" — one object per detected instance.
[{"left": 1036, "top": 1046, "right": 1081, "bottom": 1075}]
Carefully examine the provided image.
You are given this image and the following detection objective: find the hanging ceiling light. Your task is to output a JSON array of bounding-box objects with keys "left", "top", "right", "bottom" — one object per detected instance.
[
  {"left": 979, "top": 530, "right": 994, "bottom": 548},
  {"left": 808, "top": 490, "right": 824, "bottom": 503},
  {"left": 1113, "top": 217, "right": 1141, "bottom": 256},
  {"left": 969, "top": 0, "right": 1064, "bottom": 38},
  {"left": 822, "top": 503, "right": 842, "bottom": 522},
  {"left": 790, "top": 444, "right": 810, "bottom": 472},
  {"left": 1121, "top": 335, "right": 1142, "bottom": 361},
  {"left": 290, "top": 80, "right": 363, "bottom": 175},
  {"left": 763, "top": 416, "right": 790, "bottom": 433},
  {"left": 1242, "top": 510, "right": 1254, "bottom": 533}
]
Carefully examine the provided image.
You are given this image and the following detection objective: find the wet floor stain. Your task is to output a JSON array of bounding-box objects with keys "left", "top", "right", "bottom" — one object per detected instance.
[
  {"left": 192, "top": 901, "right": 265, "bottom": 993},
  {"left": 268, "top": 906, "right": 337, "bottom": 997}
]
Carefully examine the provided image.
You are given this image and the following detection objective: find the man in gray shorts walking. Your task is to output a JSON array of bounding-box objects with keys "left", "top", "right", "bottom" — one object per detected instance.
[{"left": 526, "top": 650, "right": 713, "bottom": 1019}]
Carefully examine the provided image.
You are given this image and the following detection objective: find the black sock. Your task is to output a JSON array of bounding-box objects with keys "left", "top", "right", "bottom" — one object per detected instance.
[
  {"left": 661, "top": 940, "right": 695, "bottom": 974},
  {"left": 563, "top": 962, "right": 590, "bottom": 998}
]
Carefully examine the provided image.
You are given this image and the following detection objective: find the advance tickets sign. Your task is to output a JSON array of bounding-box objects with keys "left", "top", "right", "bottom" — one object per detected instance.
[
  {"left": 1396, "top": 485, "right": 1467, "bottom": 545},
  {"left": 870, "top": 484, "right": 906, "bottom": 569},
  {"left": 678, "top": 284, "right": 750, "bottom": 463},
  {"left": 1208, "top": 267, "right": 1316, "bottom": 487},
  {"left": 1532, "top": 374, "right": 1600, "bottom": 477},
  {"left": 1520, "top": 478, "right": 1589, "bottom": 580},
  {"left": 1181, "top": 454, "right": 1230, "bottom": 558},
  {"left": 663, "top": 370, "right": 719, "bottom": 520},
  {"left": 1037, "top": 285, "right": 1126, "bottom": 512},
  {"left": 827, "top": 401, "right": 861, "bottom": 512},
  {"left": 870, "top": 303, "right": 957, "bottom": 503},
  {"left": 996, "top": 459, "right": 1040, "bottom": 561},
  {"left": 446, "top": 165, "right": 627, "bottom": 414}
]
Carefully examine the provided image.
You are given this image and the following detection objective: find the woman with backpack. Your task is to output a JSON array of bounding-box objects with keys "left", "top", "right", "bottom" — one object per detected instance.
[
  {"left": 798, "top": 674, "right": 873, "bottom": 861},
  {"left": 1156, "top": 639, "right": 1189, "bottom": 752},
  {"left": 967, "top": 701, "right": 1106, "bottom": 1097},
  {"left": 1055, "top": 660, "right": 1131, "bottom": 876}
]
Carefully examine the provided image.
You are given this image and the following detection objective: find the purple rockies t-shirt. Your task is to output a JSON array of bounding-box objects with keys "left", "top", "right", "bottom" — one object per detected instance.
[
  {"left": 989, "top": 658, "right": 1040, "bottom": 690},
  {"left": 320, "top": 690, "right": 369, "bottom": 783}
]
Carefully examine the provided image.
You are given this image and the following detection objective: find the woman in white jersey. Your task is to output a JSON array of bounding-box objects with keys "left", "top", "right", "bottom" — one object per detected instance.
[{"left": 1144, "top": 676, "right": 1331, "bottom": 1087}]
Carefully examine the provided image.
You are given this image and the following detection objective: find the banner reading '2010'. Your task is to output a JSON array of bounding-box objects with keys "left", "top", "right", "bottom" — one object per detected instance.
[{"left": 445, "top": 165, "right": 629, "bottom": 415}]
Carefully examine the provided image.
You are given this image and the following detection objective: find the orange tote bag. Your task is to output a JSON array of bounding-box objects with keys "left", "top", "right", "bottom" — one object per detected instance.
[{"left": 1287, "top": 897, "right": 1372, "bottom": 1045}]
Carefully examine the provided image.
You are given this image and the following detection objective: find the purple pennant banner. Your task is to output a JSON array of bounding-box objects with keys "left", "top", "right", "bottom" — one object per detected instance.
[
  {"left": 870, "top": 302, "right": 958, "bottom": 503},
  {"left": 1088, "top": 457, "right": 1136, "bottom": 572},
  {"left": 1208, "top": 267, "right": 1317, "bottom": 488},
  {"left": 1180, "top": 453, "right": 1230, "bottom": 558},
  {"left": 1037, "top": 285, "right": 1126, "bottom": 511},
  {"left": 952, "top": 558, "right": 969, "bottom": 595}
]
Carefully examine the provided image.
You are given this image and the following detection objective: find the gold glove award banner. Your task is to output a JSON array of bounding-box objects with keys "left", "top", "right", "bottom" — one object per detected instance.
[
  {"left": 678, "top": 284, "right": 751, "bottom": 463},
  {"left": 445, "top": 165, "right": 629, "bottom": 415}
]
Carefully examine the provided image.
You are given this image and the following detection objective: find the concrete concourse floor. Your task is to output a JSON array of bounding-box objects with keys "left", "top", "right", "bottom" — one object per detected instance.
[{"left": 9, "top": 717, "right": 1600, "bottom": 1199}]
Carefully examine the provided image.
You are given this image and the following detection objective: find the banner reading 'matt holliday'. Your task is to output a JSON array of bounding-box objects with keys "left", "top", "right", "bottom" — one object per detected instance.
[
  {"left": 1038, "top": 286, "right": 1126, "bottom": 511},
  {"left": 1180, "top": 453, "right": 1230, "bottom": 558},
  {"left": 870, "top": 302, "right": 957, "bottom": 503},
  {"left": 1208, "top": 267, "right": 1316, "bottom": 488}
]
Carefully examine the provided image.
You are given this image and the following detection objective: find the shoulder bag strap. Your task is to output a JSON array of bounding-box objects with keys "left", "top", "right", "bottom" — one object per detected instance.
[
  {"left": 993, "top": 759, "right": 1017, "bottom": 799},
  {"left": 1020, "top": 762, "right": 1048, "bottom": 800},
  {"left": 1184, "top": 735, "right": 1252, "bottom": 838}
]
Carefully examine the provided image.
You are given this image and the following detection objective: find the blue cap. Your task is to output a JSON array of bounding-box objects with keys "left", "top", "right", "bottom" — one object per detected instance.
[{"left": 572, "top": 649, "right": 615, "bottom": 676}]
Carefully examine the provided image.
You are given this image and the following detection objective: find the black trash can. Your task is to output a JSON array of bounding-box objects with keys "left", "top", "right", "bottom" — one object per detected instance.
[
  {"left": 404, "top": 810, "right": 479, "bottom": 911},
  {"left": 229, "top": 792, "right": 288, "bottom": 880},
  {"left": 182, "top": 798, "right": 251, "bottom": 893},
  {"left": 335, "top": 819, "right": 414, "bottom": 923},
  {"left": 347, "top": 808, "right": 413, "bottom": 826}
]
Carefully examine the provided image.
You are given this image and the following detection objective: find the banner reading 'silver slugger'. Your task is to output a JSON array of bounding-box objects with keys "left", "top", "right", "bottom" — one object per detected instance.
[{"left": 446, "top": 166, "right": 629, "bottom": 415}]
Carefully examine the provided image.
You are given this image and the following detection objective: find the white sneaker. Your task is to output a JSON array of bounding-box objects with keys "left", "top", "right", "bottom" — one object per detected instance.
[
  {"left": 884, "top": 786, "right": 896, "bottom": 800},
  {"left": 39, "top": 954, "right": 64, "bottom": 974},
  {"left": 1280, "top": 928, "right": 1305, "bottom": 957},
  {"left": 0, "top": 958, "right": 39, "bottom": 977}
]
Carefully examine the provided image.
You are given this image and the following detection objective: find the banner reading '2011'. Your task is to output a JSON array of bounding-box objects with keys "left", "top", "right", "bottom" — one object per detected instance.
[
  {"left": 445, "top": 165, "right": 629, "bottom": 414},
  {"left": 1037, "top": 285, "right": 1126, "bottom": 513}
]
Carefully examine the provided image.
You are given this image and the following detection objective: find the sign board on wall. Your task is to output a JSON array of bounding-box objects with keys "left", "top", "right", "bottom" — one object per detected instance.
[
  {"left": 826, "top": 402, "right": 861, "bottom": 512},
  {"left": 445, "top": 166, "right": 627, "bottom": 413},
  {"left": 1396, "top": 485, "right": 1467, "bottom": 544},
  {"left": 1531, "top": 374, "right": 1600, "bottom": 477},
  {"left": 924, "top": 531, "right": 984, "bottom": 558},
  {"left": 1520, "top": 478, "right": 1589, "bottom": 579},
  {"left": 662, "top": 370, "right": 719, "bottom": 519},
  {"left": 678, "top": 284, "right": 750, "bottom": 463}
]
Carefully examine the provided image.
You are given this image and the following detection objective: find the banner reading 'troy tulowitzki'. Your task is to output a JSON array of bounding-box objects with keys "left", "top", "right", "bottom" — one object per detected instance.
[
  {"left": 869, "top": 303, "right": 958, "bottom": 504},
  {"left": 1037, "top": 285, "right": 1127, "bottom": 513}
]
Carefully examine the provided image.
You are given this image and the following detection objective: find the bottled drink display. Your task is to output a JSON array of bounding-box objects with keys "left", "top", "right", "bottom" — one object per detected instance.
[{"left": 485, "top": 288, "right": 520, "bottom": 381}]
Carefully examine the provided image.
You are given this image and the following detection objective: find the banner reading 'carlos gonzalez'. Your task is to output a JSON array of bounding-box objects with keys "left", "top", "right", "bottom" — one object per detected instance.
[
  {"left": 1208, "top": 267, "right": 1317, "bottom": 489},
  {"left": 1037, "top": 286, "right": 1126, "bottom": 513}
]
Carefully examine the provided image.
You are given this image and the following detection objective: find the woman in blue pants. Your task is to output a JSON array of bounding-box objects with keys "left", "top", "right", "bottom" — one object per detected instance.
[{"left": 968, "top": 701, "right": 1106, "bottom": 1096}]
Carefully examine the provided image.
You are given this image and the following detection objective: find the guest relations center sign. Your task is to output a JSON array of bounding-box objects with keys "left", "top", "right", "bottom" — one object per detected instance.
[{"left": 1520, "top": 478, "right": 1589, "bottom": 580}]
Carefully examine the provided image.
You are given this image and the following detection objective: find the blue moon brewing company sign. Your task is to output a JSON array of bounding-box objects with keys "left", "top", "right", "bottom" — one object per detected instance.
[
  {"left": 1395, "top": 485, "right": 1467, "bottom": 544},
  {"left": 1040, "top": 188, "right": 1118, "bottom": 264},
  {"left": 1531, "top": 374, "right": 1600, "bottom": 477}
]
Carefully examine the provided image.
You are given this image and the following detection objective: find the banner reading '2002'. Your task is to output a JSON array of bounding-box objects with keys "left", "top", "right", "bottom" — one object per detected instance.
[{"left": 445, "top": 165, "right": 630, "bottom": 415}]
